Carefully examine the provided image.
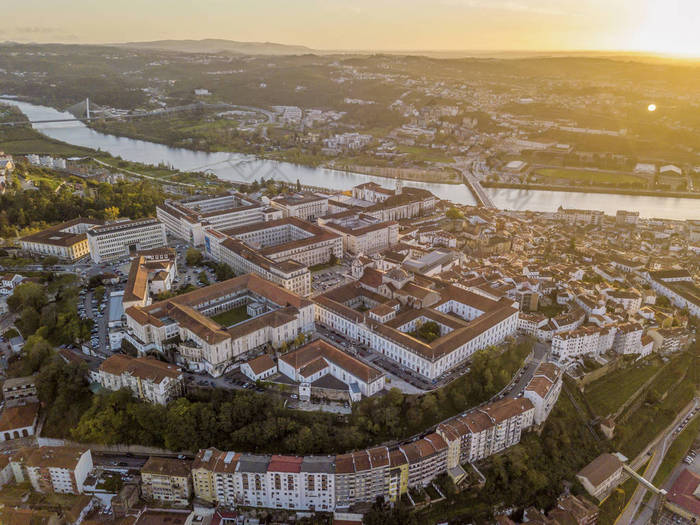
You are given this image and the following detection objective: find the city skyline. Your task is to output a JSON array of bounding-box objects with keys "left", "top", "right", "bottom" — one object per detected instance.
[{"left": 5, "top": 0, "right": 700, "bottom": 56}]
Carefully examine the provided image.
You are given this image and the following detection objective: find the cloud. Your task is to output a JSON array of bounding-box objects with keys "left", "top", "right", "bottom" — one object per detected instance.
[{"left": 435, "top": 0, "right": 578, "bottom": 16}]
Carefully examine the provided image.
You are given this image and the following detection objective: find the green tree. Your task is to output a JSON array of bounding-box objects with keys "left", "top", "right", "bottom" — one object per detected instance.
[
  {"left": 8, "top": 282, "right": 47, "bottom": 312},
  {"left": 94, "top": 285, "right": 106, "bottom": 303},
  {"left": 186, "top": 248, "right": 203, "bottom": 266}
]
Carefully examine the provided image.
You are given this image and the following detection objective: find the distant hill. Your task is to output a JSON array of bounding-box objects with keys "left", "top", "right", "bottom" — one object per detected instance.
[{"left": 115, "top": 39, "right": 316, "bottom": 56}]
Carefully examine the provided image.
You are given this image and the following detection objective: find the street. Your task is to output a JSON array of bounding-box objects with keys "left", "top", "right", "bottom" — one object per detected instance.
[{"left": 616, "top": 397, "right": 700, "bottom": 524}]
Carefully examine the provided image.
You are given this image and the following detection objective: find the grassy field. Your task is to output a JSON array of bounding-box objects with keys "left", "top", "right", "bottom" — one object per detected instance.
[
  {"left": 0, "top": 104, "right": 93, "bottom": 156},
  {"left": 617, "top": 379, "right": 695, "bottom": 459},
  {"left": 652, "top": 415, "right": 700, "bottom": 488},
  {"left": 584, "top": 359, "right": 662, "bottom": 417},
  {"left": 533, "top": 168, "right": 646, "bottom": 186},
  {"left": 210, "top": 305, "right": 251, "bottom": 327}
]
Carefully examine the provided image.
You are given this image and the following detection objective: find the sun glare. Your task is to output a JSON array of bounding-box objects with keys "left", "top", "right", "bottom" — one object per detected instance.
[{"left": 648, "top": 104, "right": 657, "bottom": 112}]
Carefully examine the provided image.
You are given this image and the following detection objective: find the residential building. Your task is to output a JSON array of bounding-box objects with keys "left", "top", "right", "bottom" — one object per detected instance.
[
  {"left": 0, "top": 402, "right": 40, "bottom": 441},
  {"left": 523, "top": 363, "right": 563, "bottom": 425},
  {"left": 11, "top": 447, "right": 93, "bottom": 494},
  {"left": 95, "top": 354, "right": 184, "bottom": 405},
  {"left": 140, "top": 456, "right": 192, "bottom": 506},
  {"left": 20, "top": 218, "right": 103, "bottom": 261},
  {"left": 87, "top": 218, "right": 167, "bottom": 263},
  {"left": 612, "top": 322, "right": 644, "bottom": 355},
  {"left": 648, "top": 270, "right": 700, "bottom": 318},
  {"left": 555, "top": 207, "right": 604, "bottom": 226},
  {"left": 647, "top": 327, "right": 692, "bottom": 355},
  {"left": 2, "top": 375, "right": 38, "bottom": 403},
  {"left": 616, "top": 210, "right": 640, "bottom": 226},
  {"left": 156, "top": 193, "right": 265, "bottom": 246}
]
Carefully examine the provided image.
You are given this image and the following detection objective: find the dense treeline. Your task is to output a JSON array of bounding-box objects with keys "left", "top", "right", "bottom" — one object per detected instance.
[
  {"left": 0, "top": 175, "right": 165, "bottom": 238},
  {"left": 421, "top": 378, "right": 604, "bottom": 523},
  {"left": 24, "top": 340, "right": 532, "bottom": 454},
  {"left": 8, "top": 275, "right": 92, "bottom": 346}
]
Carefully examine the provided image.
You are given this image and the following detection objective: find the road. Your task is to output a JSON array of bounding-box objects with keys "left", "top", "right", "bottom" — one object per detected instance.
[{"left": 617, "top": 397, "right": 700, "bottom": 525}]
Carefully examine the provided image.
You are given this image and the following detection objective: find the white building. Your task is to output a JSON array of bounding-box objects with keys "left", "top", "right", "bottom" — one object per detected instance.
[
  {"left": 95, "top": 354, "right": 184, "bottom": 405},
  {"left": 20, "top": 218, "right": 103, "bottom": 261},
  {"left": 613, "top": 322, "right": 644, "bottom": 355},
  {"left": 270, "top": 192, "right": 329, "bottom": 221},
  {"left": 124, "top": 274, "right": 315, "bottom": 377},
  {"left": 315, "top": 272, "right": 519, "bottom": 381},
  {"left": 523, "top": 363, "right": 563, "bottom": 425},
  {"left": 87, "top": 218, "right": 167, "bottom": 263},
  {"left": 317, "top": 212, "right": 399, "bottom": 255},
  {"left": 157, "top": 193, "right": 265, "bottom": 246},
  {"left": 648, "top": 270, "right": 700, "bottom": 318},
  {"left": 241, "top": 354, "right": 277, "bottom": 382},
  {"left": 11, "top": 447, "right": 93, "bottom": 494},
  {"left": 278, "top": 339, "right": 385, "bottom": 397}
]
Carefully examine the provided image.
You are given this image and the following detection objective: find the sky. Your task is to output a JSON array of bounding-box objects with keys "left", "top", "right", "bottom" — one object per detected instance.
[{"left": 4, "top": 0, "right": 700, "bottom": 56}]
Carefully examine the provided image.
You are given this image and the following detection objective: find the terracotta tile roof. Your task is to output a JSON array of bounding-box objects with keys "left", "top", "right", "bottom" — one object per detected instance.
[
  {"left": 0, "top": 402, "right": 39, "bottom": 432},
  {"left": 99, "top": 355, "right": 181, "bottom": 384},
  {"left": 577, "top": 453, "right": 623, "bottom": 487},
  {"left": 667, "top": 468, "right": 700, "bottom": 517},
  {"left": 142, "top": 456, "right": 191, "bottom": 478},
  {"left": 244, "top": 354, "right": 276, "bottom": 375},
  {"left": 268, "top": 455, "right": 303, "bottom": 473},
  {"left": 279, "top": 339, "right": 383, "bottom": 384}
]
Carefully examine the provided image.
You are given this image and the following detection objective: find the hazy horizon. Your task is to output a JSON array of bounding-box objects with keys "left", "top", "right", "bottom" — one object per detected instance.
[{"left": 5, "top": 0, "right": 700, "bottom": 57}]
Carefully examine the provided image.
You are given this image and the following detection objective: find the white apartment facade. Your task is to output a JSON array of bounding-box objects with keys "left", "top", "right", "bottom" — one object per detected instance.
[
  {"left": 157, "top": 194, "right": 265, "bottom": 246},
  {"left": 87, "top": 218, "right": 167, "bottom": 263},
  {"left": 11, "top": 447, "right": 93, "bottom": 495},
  {"left": 95, "top": 354, "right": 184, "bottom": 405},
  {"left": 270, "top": 193, "right": 329, "bottom": 221}
]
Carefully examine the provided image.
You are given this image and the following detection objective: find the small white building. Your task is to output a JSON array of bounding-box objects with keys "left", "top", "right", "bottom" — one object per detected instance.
[{"left": 241, "top": 354, "right": 277, "bottom": 382}]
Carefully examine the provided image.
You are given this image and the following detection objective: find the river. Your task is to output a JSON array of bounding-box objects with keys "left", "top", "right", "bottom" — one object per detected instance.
[{"left": 2, "top": 98, "right": 698, "bottom": 220}]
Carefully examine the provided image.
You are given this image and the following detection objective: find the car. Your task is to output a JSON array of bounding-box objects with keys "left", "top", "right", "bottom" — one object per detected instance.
[
  {"left": 290, "top": 394, "right": 298, "bottom": 399},
  {"left": 177, "top": 454, "right": 187, "bottom": 460}
]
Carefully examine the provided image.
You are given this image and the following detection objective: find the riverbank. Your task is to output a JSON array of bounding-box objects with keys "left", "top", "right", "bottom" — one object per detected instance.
[
  {"left": 324, "top": 162, "right": 462, "bottom": 185},
  {"left": 483, "top": 181, "right": 700, "bottom": 200},
  {"left": 86, "top": 115, "right": 462, "bottom": 185}
]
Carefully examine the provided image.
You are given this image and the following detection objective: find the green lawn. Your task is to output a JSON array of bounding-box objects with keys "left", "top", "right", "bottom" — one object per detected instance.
[
  {"left": 651, "top": 415, "right": 700, "bottom": 488},
  {"left": 617, "top": 379, "right": 696, "bottom": 460},
  {"left": 210, "top": 305, "right": 251, "bottom": 327},
  {"left": 534, "top": 168, "right": 646, "bottom": 186},
  {"left": 584, "top": 360, "right": 662, "bottom": 417}
]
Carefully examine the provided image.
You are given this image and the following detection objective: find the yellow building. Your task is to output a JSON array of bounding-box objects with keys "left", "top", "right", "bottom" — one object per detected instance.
[{"left": 20, "top": 218, "right": 102, "bottom": 262}]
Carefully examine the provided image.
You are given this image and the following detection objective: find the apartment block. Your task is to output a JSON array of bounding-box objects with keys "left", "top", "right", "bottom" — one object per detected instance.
[
  {"left": 95, "top": 354, "right": 184, "bottom": 405},
  {"left": 141, "top": 456, "right": 192, "bottom": 506},
  {"left": 11, "top": 447, "right": 93, "bottom": 494},
  {"left": 87, "top": 218, "right": 167, "bottom": 263}
]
